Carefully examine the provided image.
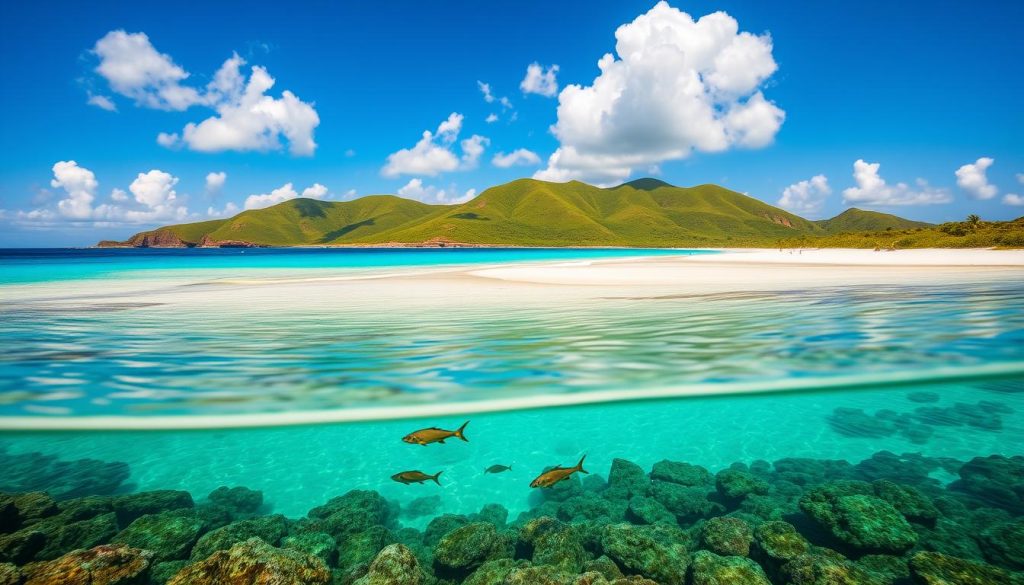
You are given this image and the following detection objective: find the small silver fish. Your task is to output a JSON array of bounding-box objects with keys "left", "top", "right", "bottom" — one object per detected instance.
[{"left": 484, "top": 464, "right": 512, "bottom": 474}]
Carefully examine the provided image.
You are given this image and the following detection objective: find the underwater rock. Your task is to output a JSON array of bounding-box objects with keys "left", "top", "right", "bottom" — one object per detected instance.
[
  {"left": 739, "top": 493, "right": 800, "bottom": 522},
  {"left": 625, "top": 496, "right": 675, "bottom": 526},
  {"left": 472, "top": 503, "right": 508, "bottom": 528},
  {"left": 307, "top": 490, "right": 396, "bottom": 542},
  {"left": 519, "top": 516, "right": 587, "bottom": 573},
  {"left": 433, "top": 522, "right": 511, "bottom": 576},
  {"left": 649, "top": 480, "right": 723, "bottom": 522},
  {"left": 650, "top": 460, "right": 712, "bottom": 487},
  {"left": 0, "top": 451, "right": 130, "bottom": 501},
  {"left": 690, "top": 550, "right": 771, "bottom": 585},
  {"left": 21, "top": 543, "right": 152, "bottom": 585},
  {"left": 353, "top": 543, "right": 422, "bottom": 585},
  {"left": 753, "top": 521, "right": 809, "bottom": 563},
  {"left": 604, "top": 459, "right": 650, "bottom": 500},
  {"left": 112, "top": 491, "right": 193, "bottom": 528},
  {"left": 854, "top": 451, "right": 952, "bottom": 486},
  {"left": 112, "top": 509, "right": 205, "bottom": 562},
  {"left": 582, "top": 474, "right": 608, "bottom": 493},
  {"left": 0, "top": 493, "right": 58, "bottom": 533},
  {"left": 558, "top": 493, "right": 626, "bottom": 524},
  {"left": 503, "top": 565, "right": 572, "bottom": 585},
  {"left": 206, "top": 486, "right": 263, "bottom": 518},
  {"left": 404, "top": 496, "right": 442, "bottom": 520},
  {"left": 871, "top": 480, "right": 939, "bottom": 525},
  {"left": 149, "top": 560, "right": 188, "bottom": 585},
  {"left": 537, "top": 475, "right": 585, "bottom": 503},
  {"left": 32, "top": 511, "right": 119, "bottom": 561},
  {"left": 855, "top": 554, "right": 910, "bottom": 584},
  {"left": 167, "top": 537, "right": 329, "bottom": 585},
  {"left": 189, "top": 513, "right": 288, "bottom": 561},
  {"left": 949, "top": 455, "right": 1024, "bottom": 514},
  {"left": 978, "top": 520, "right": 1024, "bottom": 570},
  {"left": 715, "top": 469, "right": 770, "bottom": 503},
  {"left": 462, "top": 558, "right": 528, "bottom": 585},
  {"left": 599, "top": 523, "right": 690, "bottom": 584},
  {"left": 336, "top": 525, "right": 393, "bottom": 573},
  {"left": 424, "top": 514, "right": 469, "bottom": 547},
  {"left": 773, "top": 457, "right": 857, "bottom": 486},
  {"left": 582, "top": 555, "right": 624, "bottom": 581},
  {"left": 0, "top": 563, "right": 20, "bottom": 585},
  {"left": 780, "top": 550, "right": 883, "bottom": 585},
  {"left": 800, "top": 481, "right": 918, "bottom": 552},
  {"left": 908, "top": 391, "right": 940, "bottom": 403},
  {"left": 908, "top": 551, "right": 1024, "bottom": 585},
  {"left": 0, "top": 530, "right": 45, "bottom": 564},
  {"left": 827, "top": 407, "right": 896, "bottom": 438},
  {"left": 915, "top": 519, "right": 983, "bottom": 561},
  {"left": 281, "top": 531, "right": 337, "bottom": 567},
  {"left": 701, "top": 517, "right": 753, "bottom": 557}
]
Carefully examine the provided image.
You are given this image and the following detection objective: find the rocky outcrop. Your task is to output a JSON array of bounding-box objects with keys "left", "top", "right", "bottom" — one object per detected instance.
[{"left": 197, "top": 235, "right": 261, "bottom": 248}]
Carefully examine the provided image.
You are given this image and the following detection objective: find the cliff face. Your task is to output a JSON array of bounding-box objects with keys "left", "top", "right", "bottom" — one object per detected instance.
[{"left": 97, "top": 229, "right": 190, "bottom": 248}]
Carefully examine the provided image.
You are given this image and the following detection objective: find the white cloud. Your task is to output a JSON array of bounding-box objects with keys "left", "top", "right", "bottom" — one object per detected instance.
[
  {"left": 91, "top": 30, "right": 319, "bottom": 156},
  {"left": 50, "top": 161, "right": 98, "bottom": 219},
  {"left": 777, "top": 174, "right": 831, "bottom": 217},
  {"left": 1003, "top": 193, "right": 1024, "bottom": 206},
  {"left": 302, "top": 183, "right": 328, "bottom": 199},
  {"left": 205, "top": 171, "right": 227, "bottom": 194},
  {"left": 396, "top": 179, "right": 475, "bottom": 204},
  {"left": 460, "top": 135, "right": 489, "bottom": 169},
  {"left": 178, "top": 63, "right": 320, "bottom": 156},
  {"left": 92, "top": 30, "right": 200, "bottom": 110},
  {"left": 381, "top": 113, "right": 486, "bottom": 177},
  {"left": 1018, "top": 173, "right": 1024, "bottom": 185},
  {"left": 955, "top": 157, "right": 997, "bottom": 200},
  {"left": 485, "top": 113, "right": 498, "bottom": 123},
  {"left": 842, "top": 160, "right": 952, "bottom": 206},
  {"left": 478, "top": 81, "right": 495, "bottom": 103},
  {"left": 492, "top": 148, "right": 542, "bottom": 168},
  {"left": 86, "top": 93, "right": 117, "bottom": 112},
  {"left": 244, "top": 183, "right": 298, "bottom": 210},
  {"left": 534, "top": 3, "right": 784, "bottom": 184},
  {"left": 520, "top": 63, "right": 559, "bottom": 97},
  {"left": 207, "top": 202, "right": 239, "bottom": 218},
  {"left": 27, "top": 162, "right": 190, "bottom": 225}
]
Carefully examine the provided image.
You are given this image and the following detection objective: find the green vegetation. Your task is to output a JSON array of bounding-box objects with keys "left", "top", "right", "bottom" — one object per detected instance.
[
  {"left": 779, "top": 216, "right": 1024, "bottom": 250},
  {"left": 101, "top": 178, "right": 1023, "bottom": 249}
]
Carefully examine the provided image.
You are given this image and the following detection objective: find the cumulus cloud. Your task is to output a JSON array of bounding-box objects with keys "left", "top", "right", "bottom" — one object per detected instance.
[
  {"left": 1003, "top": 194, "right": 1024, "bottom": 206},
  {"left": 23, "top": 161, "right": 190, "bottom": 225},
  {"left": 302, "top": 183, "right": 328, "bottom": 199},
  {"left": 777, "top": 175, "right": 831, "bottom": 217},
  {"left": 91, "top": 30, "right": 319, "bottom": 156},
  {"left": 534, "top": 2, "right": 784, "bottom": 184},
  {"left": 381, "top": 113, "right": 487, "bottom": 177},
  {"left": 478, "top": 81, "right": 496, "bottom": 103},
  {"left": 86, "top": 93, "right": 117, "bottom": 112},
  {"left": 205, "top": 171, "right": 227, "bottom": 194},
  {"left": 520, "top": 63, "right": 559, "bottom": 97},
  {"left": 485, "top": 113, "right": 498, "bottom": 124},
  {"left": 955, "top": 157, "right": 997, "bottom": 200},
  {"left": 492, "top": 149, "right": 542, "bottom": 168},
  {"left": 842, "top": 160, "right": 952, "bottom": 206},
  {"left": 397, "top": 179, "right": 476, "bottom": 204}
]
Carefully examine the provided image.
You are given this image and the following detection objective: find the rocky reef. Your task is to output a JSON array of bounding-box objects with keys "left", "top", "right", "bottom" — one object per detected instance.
[{"left": 1, "top": 450, "right": 1022, "bottom": 584}]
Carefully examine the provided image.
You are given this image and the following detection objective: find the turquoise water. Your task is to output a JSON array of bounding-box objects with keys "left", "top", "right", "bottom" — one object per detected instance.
[{"left": 1, "top": 248, "right": 1023, "bottom": 582}]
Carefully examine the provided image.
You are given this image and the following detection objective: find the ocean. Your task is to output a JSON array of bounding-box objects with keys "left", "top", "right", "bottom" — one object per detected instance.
[{"left": 1, "top": 247, "right": 1022, "bottom": 583}]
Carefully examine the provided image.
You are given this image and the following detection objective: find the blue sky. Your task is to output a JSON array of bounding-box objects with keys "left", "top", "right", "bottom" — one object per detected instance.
[{"left": 1, "top": 0, "right": 1022, "bottom": 246}]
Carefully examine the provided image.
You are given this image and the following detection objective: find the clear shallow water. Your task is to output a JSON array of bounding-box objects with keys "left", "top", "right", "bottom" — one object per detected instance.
[{"left": 1, "top": 248, "right": 1023, "bottom": 581}]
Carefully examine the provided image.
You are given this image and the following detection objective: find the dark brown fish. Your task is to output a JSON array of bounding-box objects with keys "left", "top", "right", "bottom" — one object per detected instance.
[
  {"left": 484, "top": 464, "right": 512, "bottom": 474},
  {"left": 402, "top": 421, "right": 469, "bottom": 446},
  {"left": 391, "top": 470, "right": 443, "bottom": 485},
  {"left": 530, "top": 455, "right": 588, "bottom": 488}
]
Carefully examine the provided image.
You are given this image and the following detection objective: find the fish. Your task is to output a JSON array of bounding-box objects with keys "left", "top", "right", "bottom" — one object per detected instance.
[
  {"left": 391, "top": 470, "right": 443, "bottom": 485},
  {"left": 529, "top": 455, "right": 588, "bottom": 488},
  {"left": 484, "top": 464, "right": 512, "bottom": 474},
  {"left": 402, "top": 421, "right": 469, "bottom": 446}
]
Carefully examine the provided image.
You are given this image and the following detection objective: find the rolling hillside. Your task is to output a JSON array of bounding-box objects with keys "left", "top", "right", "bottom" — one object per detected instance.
[
  {"left": 815, "top": 208, "right": 931, "bottom": 233},
  {"left": 99, "top": 178, "right": 942, "bottom": 248}
]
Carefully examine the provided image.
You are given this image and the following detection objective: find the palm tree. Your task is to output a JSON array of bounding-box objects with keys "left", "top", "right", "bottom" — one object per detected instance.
[{"left": 967, "top": 214, "right": 981, "bottom": 228}]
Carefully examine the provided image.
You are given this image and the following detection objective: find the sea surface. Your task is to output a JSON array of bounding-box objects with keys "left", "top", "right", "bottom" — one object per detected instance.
[{"left": 1, "top": 247, "right": 1022, "bottom": 581}]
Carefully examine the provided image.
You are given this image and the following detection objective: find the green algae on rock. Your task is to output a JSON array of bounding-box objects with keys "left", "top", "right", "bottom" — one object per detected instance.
[
  {"left": 599, "top": 523, "right": 690, "bottom": 583},
  {"left": 691, "top": 550, "right": 771, "bottom": 585},
  {"left": 701, "top": 517, "right": 754, "bottom": 557},
  {"left": 21, "top": 543, "right": 152, "bottom": 585},
  {"left": 168, "top": 537, "right": 329, "bottom": 585},
  {"left": 909, "top": 551, "right": 1024, "bottom": 585}
]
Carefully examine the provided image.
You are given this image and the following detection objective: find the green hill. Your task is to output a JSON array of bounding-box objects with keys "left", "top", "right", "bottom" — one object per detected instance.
[
  {"left": 815, "top": 208, "right": 931, "bottom": 234},
  {"left": 100, "top": 178, "right": 949, "bottom": 248}
]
